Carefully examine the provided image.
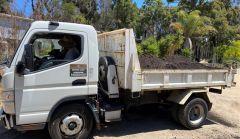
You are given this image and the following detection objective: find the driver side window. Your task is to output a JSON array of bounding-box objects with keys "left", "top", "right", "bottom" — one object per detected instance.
[{"left": 25, "top": 33, "right": 82, "bottom": 72}]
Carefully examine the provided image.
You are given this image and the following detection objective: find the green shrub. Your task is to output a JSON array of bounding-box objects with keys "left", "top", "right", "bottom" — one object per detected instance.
[
  {"left": 138, "top": 37, "right": 159, "bottom": 56},
  {"left": 214, "top": 40, "right": 240, "bottom": 65},
  {"left": 158, "top": 34, "right": 184, "bottom": 57},
  {"left": 214, "top": 45, "right": 228, "bottom": 63},
  {"left": 223, "top": 41, "right": 240, "bottom": 65},
  {"left": 137, "top": 34, "right": 184, "bottom": 57},
  {"left": 136, "top": 43, "right": 143, "bottom": 55},
  {"left": 181, "top": 48, "right": 192, "bottom": 59}
]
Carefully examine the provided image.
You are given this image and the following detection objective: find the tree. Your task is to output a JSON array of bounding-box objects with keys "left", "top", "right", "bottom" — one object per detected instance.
[
  {"left": 141, "top": 0, "right": 175, "bottom": 38},
  {"left": 173, "top": 10, "right": 215, "bottom": 49},
  {"left": 137, "top": 37, "right": 159, "bottom": 56},
  {"left": 30, "top": 0, "right": 89, "bottom": 23},
  {"left": 42, "top": 0, "right": 62, "bottom": 20},
  {"left": 178, "top": 0, "right": 211, "bottom": 12},
  {"left": 207, "top": 0, "right": 239, "bottom": 47},
  {"left": 0, "top": 0, "right": 12, "bottom": 13},
  {"left": 94, "top": 0, "right": 115, "bottom": 31},
  {"left": 215, "top": 40, "right": 240, "bottom": 64},
  {"left": 64, "top": 0, "right": 98, "bottom": 24},
  {"left": 62, "top": 2, "right": 76, "bottom": 21},
  {"left": 158, "top": 34, "right": 184, "bottom": 57},
  {"left": 62, "top": 2, "right": 88, "bottom": 24},
  {"left": 223, "top": 41, "right": 240, "bottom": 64},
  {"left": 112, "top": 0, "right": 139, "bottom": 29},
  {"left": 31, "top": 0, "right": 44, "bottom": 20}
]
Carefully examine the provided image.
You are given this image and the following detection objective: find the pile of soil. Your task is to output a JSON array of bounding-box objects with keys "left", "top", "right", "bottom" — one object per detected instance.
[{"left": 139, "top": 54, "right": 219, "bottom": 69}]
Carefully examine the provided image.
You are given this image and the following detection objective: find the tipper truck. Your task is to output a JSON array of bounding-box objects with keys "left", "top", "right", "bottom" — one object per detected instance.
[{"left": 0, "top": 21, "right": 236, "bottom": 139}]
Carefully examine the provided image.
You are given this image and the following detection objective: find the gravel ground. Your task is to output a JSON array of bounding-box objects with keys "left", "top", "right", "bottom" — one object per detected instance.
[{"left": 0, "top": 70, "right": 240, "bottom": 139}]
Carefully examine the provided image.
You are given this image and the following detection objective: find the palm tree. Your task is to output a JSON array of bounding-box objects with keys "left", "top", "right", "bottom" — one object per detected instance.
[{"left": 172, "top": 10, "right": 216, "bottom": 49}]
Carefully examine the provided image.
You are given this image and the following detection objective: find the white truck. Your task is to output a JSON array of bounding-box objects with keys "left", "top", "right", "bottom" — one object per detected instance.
[{"left": 0, "top": 21, "right": 236, "bottom": 139}]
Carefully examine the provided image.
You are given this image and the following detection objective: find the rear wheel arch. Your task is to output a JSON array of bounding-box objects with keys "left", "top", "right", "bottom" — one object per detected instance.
[
  {"left": 167, "top": 89, "right": 212, "bottom": 110},
  {"left": 169, "top": 90, "right": 212, "bottom": 124},
  {"left": 190, "top": 92, "right": 212, "bottom": 110}
]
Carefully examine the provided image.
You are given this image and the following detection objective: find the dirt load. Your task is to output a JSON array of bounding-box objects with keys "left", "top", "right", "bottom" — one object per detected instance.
[{"left": 139, "top": 55, "right": 220, "bottom": 69}]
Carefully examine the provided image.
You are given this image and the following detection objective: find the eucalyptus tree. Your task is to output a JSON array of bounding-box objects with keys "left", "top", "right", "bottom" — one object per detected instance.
[
  {"left": 95, "top": 0, "right": 115, "bottom": 31},
  {"left": 206, "top": 0, "right": 238, "bottom": 47},
  {"left": 178, "top": 0, "right": 212, "bottom": 11},
  {"left": 64, "top": 0, "right": 98, "bottom": 24},
  {"left": 112, "top": 0, "right": 139, "bottom": 29},
  {"left": 141, "top": 0, "right": 174, "bottom": 38}
]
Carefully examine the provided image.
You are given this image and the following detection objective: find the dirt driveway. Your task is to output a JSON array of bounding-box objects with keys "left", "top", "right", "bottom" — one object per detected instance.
[{"left": 0, "top": 71, "right": 240, "bottom": 139}]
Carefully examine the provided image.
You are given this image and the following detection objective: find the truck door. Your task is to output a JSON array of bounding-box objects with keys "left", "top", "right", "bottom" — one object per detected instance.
[{"left": 14, "top": 29, "right": 89, "bottom": 125}]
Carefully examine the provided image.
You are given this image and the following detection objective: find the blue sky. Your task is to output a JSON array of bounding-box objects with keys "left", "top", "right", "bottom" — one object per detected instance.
[
  {"left": 134, "top": 0, "right": 177, "bottom": 7},
  {"left": 134, "top": 0, "right": 144, "bottom": 7},
  {"left": 14, "top": 0, "right": 177, "bottom": 17}
]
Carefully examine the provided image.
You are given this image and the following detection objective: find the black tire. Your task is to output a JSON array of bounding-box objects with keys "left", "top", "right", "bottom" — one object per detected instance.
[
  {"left": 178, "top": 98, "right": 208, "bottom": 129},
  {"left": 48, "top": 104, "right": 93, "bottom": 139},
  {"left": 171, "top": 104, "right": 180, "bottom": 123},
  {"left": 99, "top": 57, "right": 108, "bottom": 82},
  {"left": 98, "top": 56, "right": 116, "bottom": 92}
]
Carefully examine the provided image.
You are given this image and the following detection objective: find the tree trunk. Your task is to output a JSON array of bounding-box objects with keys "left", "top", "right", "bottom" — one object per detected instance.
[{"left": 184, "top": 37, "right": 193, "bottom": 49}]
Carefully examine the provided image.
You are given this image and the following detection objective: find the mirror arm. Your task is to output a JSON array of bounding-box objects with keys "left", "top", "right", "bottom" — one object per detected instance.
[{"left": 16, "top": 61, "right": 26, "bottom": 75}]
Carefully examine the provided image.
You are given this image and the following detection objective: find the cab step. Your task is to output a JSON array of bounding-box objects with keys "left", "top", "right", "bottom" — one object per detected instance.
[{"left": 100, "top": 103, "right": 124, "bottom": 122}]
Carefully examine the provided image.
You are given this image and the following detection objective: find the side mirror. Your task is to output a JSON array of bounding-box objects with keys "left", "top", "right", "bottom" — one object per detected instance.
[
  {"left": 16, "top": 61, "right": 25, "bottom": 75},
  {"left": 24, "top": 44, "right": 34, "bottom": 71}
]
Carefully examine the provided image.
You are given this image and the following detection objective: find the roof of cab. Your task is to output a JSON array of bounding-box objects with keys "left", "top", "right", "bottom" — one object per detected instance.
[{"left": 30, "top": 21, "right": 97, "bottom": 34}]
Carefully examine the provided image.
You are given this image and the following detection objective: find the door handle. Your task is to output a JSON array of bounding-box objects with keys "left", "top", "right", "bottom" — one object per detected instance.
[{"left": 72, "top": 79, "right": 86, "bottom": 86}]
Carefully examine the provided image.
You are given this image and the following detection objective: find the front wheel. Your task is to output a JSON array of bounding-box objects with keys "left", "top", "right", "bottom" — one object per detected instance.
[
  {"left": 48, "top": 104, "right": 93, "bottom": 139},
  {"left": 178, "top": 98, "right": 208, "bottom": 129}
]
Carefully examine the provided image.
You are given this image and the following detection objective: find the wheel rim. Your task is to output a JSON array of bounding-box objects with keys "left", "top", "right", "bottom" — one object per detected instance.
[
  {"left": 188, "top": 104, "right": 205, "bottom": 125},
  {"left": 60, "top": 114, "right": 83, "bottom": 136}
]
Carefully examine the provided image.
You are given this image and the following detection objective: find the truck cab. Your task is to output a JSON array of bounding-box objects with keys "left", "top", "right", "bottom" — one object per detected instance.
[{"left": 1, "top": 21, "right": 99, "bottom": 138}]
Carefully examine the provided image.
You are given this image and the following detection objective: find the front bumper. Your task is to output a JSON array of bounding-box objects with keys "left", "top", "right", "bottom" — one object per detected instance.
[{"left": 0, "top": 107, "right": 11, "bottom": 129}]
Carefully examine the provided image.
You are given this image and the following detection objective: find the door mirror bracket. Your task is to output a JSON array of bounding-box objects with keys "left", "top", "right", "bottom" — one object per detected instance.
[{"left": 16, "top": 61, "right": 26, "bottom": 75}]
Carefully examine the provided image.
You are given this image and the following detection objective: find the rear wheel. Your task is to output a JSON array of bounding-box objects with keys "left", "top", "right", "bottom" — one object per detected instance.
[
  {"left": 48, "top": 104, "right": 93, "bottom": 139},
  {"left": 178, "top": 98, "right": 208, "bottom": 129},
  {"left": 171, "top": 104, "right": 180, "bottom": 123}
]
